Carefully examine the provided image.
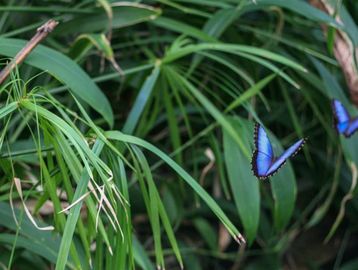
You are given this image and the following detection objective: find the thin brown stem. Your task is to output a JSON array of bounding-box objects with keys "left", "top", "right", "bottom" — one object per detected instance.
[
  {"left": 0, "top": 19, "right": 58, "bottom": 85},
  {"left": 309, "top": 0, "right": 358, "bottom": 106}
]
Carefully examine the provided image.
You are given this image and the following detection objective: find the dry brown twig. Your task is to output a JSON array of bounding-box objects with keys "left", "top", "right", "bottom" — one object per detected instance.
[
  {"left": 309, "top": 0, "right": 358, "bottom": 106},
  {"left": 0, "top": 19, "right": 58, "bottom": 85}
]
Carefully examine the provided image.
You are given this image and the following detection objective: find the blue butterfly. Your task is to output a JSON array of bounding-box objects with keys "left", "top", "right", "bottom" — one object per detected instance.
[
  {"left": 332, "top": 99, "right": 358, "bottom": 138},
  {"left": 251, "top": 123, "right": 305, "bottom": 180}
]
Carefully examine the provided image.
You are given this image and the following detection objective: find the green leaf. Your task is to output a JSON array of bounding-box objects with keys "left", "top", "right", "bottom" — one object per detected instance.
[
  {"left": 97, "top": 0, "right": 113, "bottom": 22},
  {"left": 0, "top": 234, "right": 59, "bottom": 265},
  {"left": 72, "top": 33, "right": 114, "bottom": 60},
  {"left": 131, "top": 146, "right": 164, "bottom": 268},
  {"left": 244, "top": 0, "right": 341, "bottom": 28},
  {"left": 0, "top": 38, "right": 114, "bottom": 126},
  {"left": 132, "top": 235, "right": 155, "bottom": 270},
  {"left": 163, "top": 43, "right": 307, "bottom": 73},
  {"left": 55, "top": 4, "right": 161, "bottom": 34},
  {"left": 171, "top": 69, "right": 250, "bottom": 158},
  {"left": 266, "top": 130, "right": 297, "bottom": 231},
  {"left": 55, "top": 140, "right": 105, "bottom": 270},
  {"left": 0, "top": 101, "right": 17, "bottom": 119},
  {"left": 202, "top": 7, "right": 241, "bottom": 37},
  {"left": 0, "top": 202, "right": 76, "bottom": 268},
  {"left": 153, "top": 17, "right": 218, "bottom": 42},
  {"left": 226, "top": 73, "right": 276, "bottom": 112},
  {"left": 123, "top": 65, "right": 161, "bottom": 134},
  {"left": 192, "top": 218, "right": 217, "bottom": 250},
  {"left": 105, "top": 130, "right": 244, "bottom": 243},
  {"left": 223, "top": 118, "right": 260, "bottom": 244}
]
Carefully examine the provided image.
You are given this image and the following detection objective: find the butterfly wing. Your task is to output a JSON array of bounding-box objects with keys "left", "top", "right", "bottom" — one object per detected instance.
[
  {"left": 332, "top": 99, "right": 350, "bottom": 134},
  {"left": 345, "top": 117, "right": 358, "bottom": 137},
  {"left": 266, "top": 138, "right": 305, "bottom": 176},
  {"left": 252, "top": 123, "right": 274, "bottom": 179}
]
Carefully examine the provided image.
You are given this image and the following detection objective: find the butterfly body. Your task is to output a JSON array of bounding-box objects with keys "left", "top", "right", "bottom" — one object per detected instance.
[
  {"left": 332, "top": 99, "right": 358, "bottom": 138},
  {"left": 251, "top": 123, "right": 305, "bottom": 180}
]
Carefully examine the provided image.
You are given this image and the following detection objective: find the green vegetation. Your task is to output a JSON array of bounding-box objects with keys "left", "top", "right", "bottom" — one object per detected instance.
[{"left": 0, "top": 0, "right": 358, "bottom": 269}]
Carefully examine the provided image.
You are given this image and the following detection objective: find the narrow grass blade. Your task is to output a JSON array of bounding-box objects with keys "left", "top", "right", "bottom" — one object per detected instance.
[
  {"left": 123, "top": 66, "right": 160, "bottom": 134},
  {"left": 0, "top": 38, "right": 114, "bottom": 126},
  {"left": 105, "top": 131, "right": 244, "bottom": 243},
  {"left": 55, "top": 140, "right": 105, "bottom": 270}
]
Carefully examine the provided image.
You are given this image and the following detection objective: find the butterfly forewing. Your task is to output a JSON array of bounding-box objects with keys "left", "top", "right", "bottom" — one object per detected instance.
[
  {"left": 332, "top": 99, "right": 350, "bottom": 133},
  {"left": 252, "top": 124, "right": 274, "bottom": 178},
  {"left": 255, "top": 124, "right": 273, "bottom": 157}
]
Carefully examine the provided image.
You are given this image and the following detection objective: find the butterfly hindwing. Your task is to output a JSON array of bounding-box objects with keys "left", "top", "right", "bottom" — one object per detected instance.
[
  {"left": 332, "top": 99, "right": 350, "bottom": 134},
  {"left": 252, "top": 124, "right": 273, "bottom": 178},
  {"left": 331, "top": 99, "right": 358, "bottom": 138},
  {"left": 266, "top": 139, "right": 305, "bottom": 176},
  {"left": 345, "top": 117, "right": 358, "bottom": 137}
]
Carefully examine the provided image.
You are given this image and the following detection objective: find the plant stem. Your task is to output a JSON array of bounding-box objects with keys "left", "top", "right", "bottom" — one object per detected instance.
[{"left": 0, "top": 19, "right": 58, "bottom": 84}]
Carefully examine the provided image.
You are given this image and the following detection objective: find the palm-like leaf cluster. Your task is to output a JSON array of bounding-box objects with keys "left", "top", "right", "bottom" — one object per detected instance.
[{"left": 0, "top": 0, "right": 358, "bottom": 269}]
